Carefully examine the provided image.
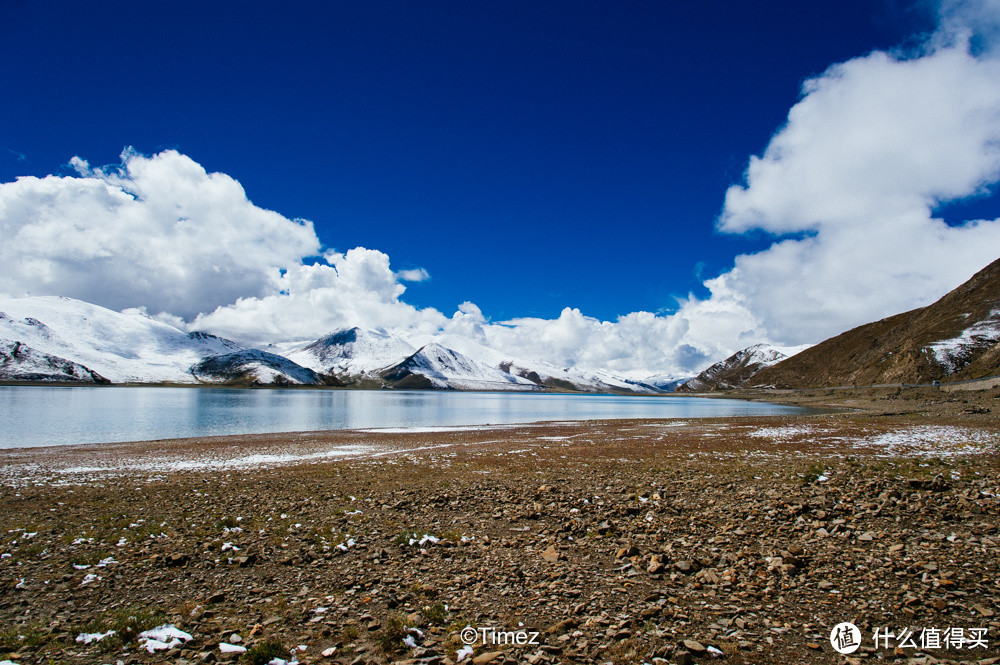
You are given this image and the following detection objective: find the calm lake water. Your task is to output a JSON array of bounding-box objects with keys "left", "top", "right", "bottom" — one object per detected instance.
[{"left": 0, "top": 386, "right": 808, "bottom": 449}]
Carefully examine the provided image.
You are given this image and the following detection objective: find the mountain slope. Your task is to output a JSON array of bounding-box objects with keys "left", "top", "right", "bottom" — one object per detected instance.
[
  {"left": 191, "top": 349, "right": 327, "bottom": 386},
  {"left": 754, "top": 256, "right": 1000, "bottom": 388},
  {"left": 677, "top": 344, "right": 807, "bottom": 391},
  {"left": 0, "top": 340, "right": 109, "bottom": 383},
  {"left": 0, "top": 296, "right": 242, "bottom": 383},
  {"left": 380, "top": 344, "right": 540, "bottom": 391}
]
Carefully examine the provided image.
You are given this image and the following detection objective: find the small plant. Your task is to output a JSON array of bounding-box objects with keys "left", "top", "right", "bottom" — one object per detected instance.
[
  {"left": 378, "top": 614, "right": 407, "bottom": 654},
  {"left": 341, "top": 624, "right": 360, "bottom": 642},
  {"left": 240, "top": 638, "right": 291, "bottom": 665},
  {"left": 425, "top": 602, "right": 448, "bottom": 626}
]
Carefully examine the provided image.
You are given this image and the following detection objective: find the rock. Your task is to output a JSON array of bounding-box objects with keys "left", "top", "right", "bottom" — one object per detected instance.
[
  {"left": 472, "top": 651, "right": 503, "bottom": 664},
  {"left": 546, "top": 618, "right": 578, "bottom": 635},
  {"left": 674, "top": 560, "right": 693, "bottom": 574},
  {"left": 682, "top": 639, "right": 706, "bottom": 653}
]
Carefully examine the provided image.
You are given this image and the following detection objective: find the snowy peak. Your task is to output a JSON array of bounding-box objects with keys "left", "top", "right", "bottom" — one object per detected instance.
[
  {"left": 285, "top": 327, "right": 415, "bottom": 377},
  {"left": 381, "top": 343, "right": 539, "bottom": 391},
  {"left": 0, "top": 295, "right": 671, "bottom": 393},
  {"left": 678, "top": 343, "right": 803, "bottom": 391}
]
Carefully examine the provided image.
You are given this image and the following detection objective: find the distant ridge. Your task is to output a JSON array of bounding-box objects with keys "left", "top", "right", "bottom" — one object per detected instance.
[
  {"left": 676, "top": 344, "right": 805, "bottom": 392},
  {"left": 753, "top": 256, "right": 1000, "bottom": 388}
]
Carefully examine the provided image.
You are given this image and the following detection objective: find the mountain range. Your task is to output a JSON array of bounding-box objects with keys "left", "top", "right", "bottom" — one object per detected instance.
[
  {"left": 7, "top": 255, "right": 998, "bottom": 393},
  {"left": 0, "top": 296, "right": 674, "bottom": 393}
]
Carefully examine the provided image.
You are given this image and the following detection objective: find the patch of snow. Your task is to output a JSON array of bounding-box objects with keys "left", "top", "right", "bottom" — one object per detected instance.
[
  {"left": 75, "top": 630, "right": 115, "bottom": 644},
  {"left": 138, "top": 624, "right": 192, "bottom": 652}
]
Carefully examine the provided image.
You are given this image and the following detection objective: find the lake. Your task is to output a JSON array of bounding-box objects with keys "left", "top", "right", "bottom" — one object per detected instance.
[{"left": 0, "top": 386, "right": 808, "bottom": 448}]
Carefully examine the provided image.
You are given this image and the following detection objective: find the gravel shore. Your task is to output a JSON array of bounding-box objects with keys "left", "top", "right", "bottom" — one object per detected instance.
[{"left": 1, "top": 388, "right": 999, "bottom": 665}]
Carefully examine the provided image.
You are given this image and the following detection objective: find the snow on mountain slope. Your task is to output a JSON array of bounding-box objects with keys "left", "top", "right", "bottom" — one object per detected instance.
[
  {"left": 283, "top": 327, "right": 416, "bottom": 376},
  {"left": 381, "top": 343, "right": 540, "bottom": 391},
  {"left": 191, "top": 349, "right": 323, "bottom": 385},
  {"left": 679, "top": 343, "right": 810, "bottom": 391},
  {"left": 927, "top": 308, "right": 1000, "bottom": 373},
  {"left": 0, "top": 340, "right": 109, "bottom": 383},
  {"left": 404, "top": 332, "right": 663, "bottom": 393},
  {"left": 0, "top": 296, "right": 242, "bottom": 383}
]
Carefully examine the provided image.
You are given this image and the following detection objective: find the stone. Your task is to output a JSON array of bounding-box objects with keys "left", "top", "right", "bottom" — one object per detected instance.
[{"left": 541, "top": 544, "right": 561, "bottom": 562}]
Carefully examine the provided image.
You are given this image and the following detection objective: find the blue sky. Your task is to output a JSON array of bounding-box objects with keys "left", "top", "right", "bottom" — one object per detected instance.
[
  {"left": 2, "top": 0, "right": 1000, "bottom": 375},
  {"left": 1, "top": 0, "right": 937, "bottom": 319}
]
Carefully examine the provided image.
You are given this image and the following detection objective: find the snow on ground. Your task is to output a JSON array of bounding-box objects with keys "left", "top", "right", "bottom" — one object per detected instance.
[
  {"left": 137, "top": 624, "right": 192, "bottom": 652},
  {"left": 850, "top": 426, "right": 998, "bottom": 457},
  {"left": 58, "top": 444, "right": 375, "bottom": 474},
  {"left": 748, "top": 423, "right": 997, "bottom": 457},
  {"left": 356, "top": 424, "right": 519, "bottom": 434},
  {"left": 748, "top": 425, "right": 829, "bottom": 441}
]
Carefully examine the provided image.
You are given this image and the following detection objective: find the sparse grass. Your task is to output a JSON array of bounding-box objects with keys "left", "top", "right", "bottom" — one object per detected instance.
[
  {"left": 341, "top": 624, "right": 360, "bottom": 642},
  {"left": 0, "top": 622, "right": 54, "bottom": 651},
  {"left": 378, "top": 614, "right": 407, "bottom": 655},
  {"left": 605, "top": 636, "right": 642, "bottom": 664},
  {"left": 240, "top": 638, "right": 290, "bottom": 665},
  {"left": 76, "top": 605, "right": 166, "bottom": 653}
]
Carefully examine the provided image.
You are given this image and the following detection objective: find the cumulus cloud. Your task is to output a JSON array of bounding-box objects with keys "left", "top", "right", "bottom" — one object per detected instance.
[
  {"left": 191, "top": 248, "right": 447, "bottom": 345},
  {"left": 707, "top": 1, "right": 1000, "bottom": 345},
  {"left": 0, "top": 149, "right": 320, "bottom": 318}
]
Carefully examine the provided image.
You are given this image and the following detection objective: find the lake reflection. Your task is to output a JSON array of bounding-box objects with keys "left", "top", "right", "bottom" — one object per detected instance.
[{"left": 0, "top": 386, "right": 808, "bottom": 448}]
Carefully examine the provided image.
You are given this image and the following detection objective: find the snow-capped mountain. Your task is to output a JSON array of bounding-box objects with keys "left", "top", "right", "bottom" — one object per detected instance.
[
  {"left": 380, "top": 343, "right": 540, "bottom": 391},
  {"left": 678, "top": 343, "right": 809, "bottom": 391},
  {"left": 0, "top": 296, "right": 243, "bottom": 383},
  {"left": 0, "top": 295, "right": 669, "bottom": 393},
  {"left": 191, "top": 349, "right": 327, "bottom": 386},
  {"left": 283, "top": 327, "right": 416, "bottom": 378}
]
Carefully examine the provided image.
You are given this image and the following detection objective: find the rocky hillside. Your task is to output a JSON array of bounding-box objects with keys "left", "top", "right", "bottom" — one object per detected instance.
[
  {"left": 0, "top": 340, "right": 109, "bottom": 383},
  {"left": 677, "top": 344, "right": 805, "bottom": 391},
  {"left": 754, "top": 256, "right": 1000, "bottom": 388}
]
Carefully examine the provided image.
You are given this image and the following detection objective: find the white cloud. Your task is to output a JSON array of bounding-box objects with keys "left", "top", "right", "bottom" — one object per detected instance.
[
  {"left": 0, "top": 149, "right": 320, "bottom": 318},
  {"left": 707, "top": 3, "right": 1000, "bottom": 345},
  {"left": 191, "top": 248, "right": 448, "bottom": 345},
  {"left": 396, "top": 267, "right": 431, "bottom": 282}
]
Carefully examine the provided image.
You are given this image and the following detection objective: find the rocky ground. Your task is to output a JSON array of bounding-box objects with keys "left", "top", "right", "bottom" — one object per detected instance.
[{"left": 1, "top": 388, "right": 999, "bottom": 665}]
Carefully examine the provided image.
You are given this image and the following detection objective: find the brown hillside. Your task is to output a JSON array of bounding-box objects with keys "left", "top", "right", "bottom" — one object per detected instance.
[{"left": 753, "top": 257, "right": 1000, "bottom": 388}]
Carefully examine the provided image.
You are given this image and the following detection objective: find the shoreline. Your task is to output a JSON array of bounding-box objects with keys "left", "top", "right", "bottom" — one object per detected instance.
[{"left": 1, "top": 389, "right": 999, "bottom": 664}]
